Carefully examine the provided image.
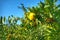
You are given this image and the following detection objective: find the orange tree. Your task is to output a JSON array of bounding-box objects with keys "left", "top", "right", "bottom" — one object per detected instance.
[
  {"left": 19, "top": 0, "right": 60, "bottom": 40},
  {"left": 0, "top": 0, "right": 60, "bottom": 40}
]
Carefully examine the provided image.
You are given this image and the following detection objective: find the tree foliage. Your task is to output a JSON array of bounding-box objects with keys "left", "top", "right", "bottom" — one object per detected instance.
[{"left": 0, "top": 0, "right": 60, "bottom": 40}]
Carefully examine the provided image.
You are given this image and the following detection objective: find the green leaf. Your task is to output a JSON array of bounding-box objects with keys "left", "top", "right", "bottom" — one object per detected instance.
[
  {"left": 44, "top": 5, "right": 50, "bottom": 8},
  {"left": 40, "top": 1, "right": 45, "bottom": 8}
]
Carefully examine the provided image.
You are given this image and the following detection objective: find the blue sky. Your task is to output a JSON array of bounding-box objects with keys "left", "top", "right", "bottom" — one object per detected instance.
[{"left": 0, "top": 0, "right": 60, "bottom": 18}]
